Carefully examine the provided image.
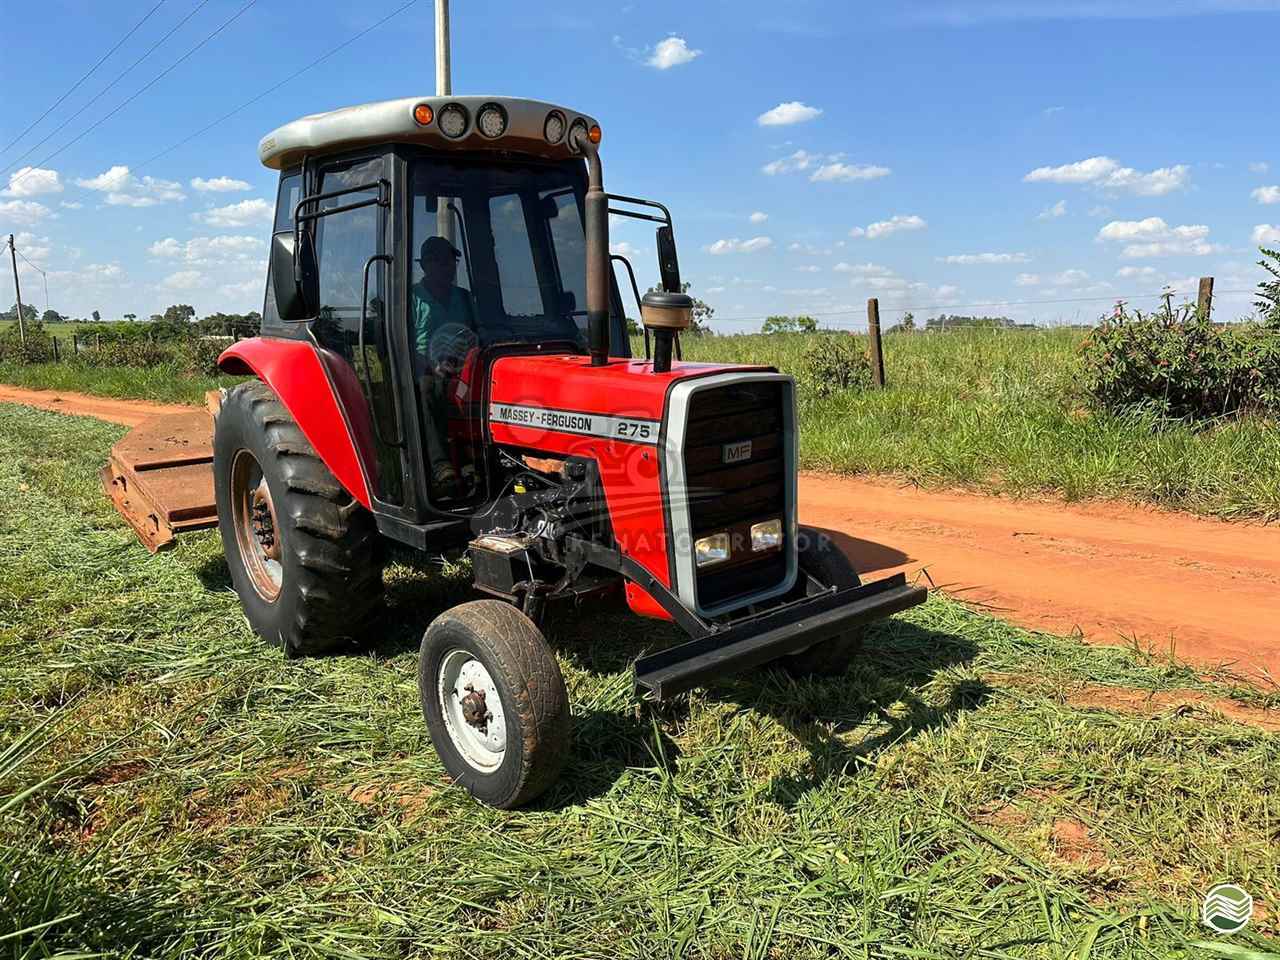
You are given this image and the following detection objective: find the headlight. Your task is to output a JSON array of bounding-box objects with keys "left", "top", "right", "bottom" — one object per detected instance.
[
  {"left": 567, "top": 118, "right": 588, "bottom": 152},
  {"left": 438, "top": 102, "right": 468, "bottom": 139},
  {"left": 477, "top": 102, "right": 507, "bottom": 139},
  {"left": 750, "top": 519, "right": 783, "bottom": 552},
  {"left": 544, "top": 110, "right": 566, "bottom": 144},
  {"left": 694, "top": 532, "right": 730, "bottom": 567}
]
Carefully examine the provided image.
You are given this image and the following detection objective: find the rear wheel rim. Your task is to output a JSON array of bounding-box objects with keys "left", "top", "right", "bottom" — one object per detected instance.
[
  {"left": 230, "top": 449, "right": 283, "bottom": 602},
  {"left": 437, "top": 648, "right": 507, "bottom": 771}
]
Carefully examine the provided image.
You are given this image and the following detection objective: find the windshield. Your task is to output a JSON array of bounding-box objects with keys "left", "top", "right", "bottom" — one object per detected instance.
[{"left": 409, "top": 157, "right": 596, "bottom": 353}]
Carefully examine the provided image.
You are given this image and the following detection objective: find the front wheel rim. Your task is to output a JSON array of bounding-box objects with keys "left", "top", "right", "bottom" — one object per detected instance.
[
  {"left": 437, "top": 648, "right": 507, "bottom": 772},
  {"left": 230, "top": 449, "right": 283, "bottom": 602}
]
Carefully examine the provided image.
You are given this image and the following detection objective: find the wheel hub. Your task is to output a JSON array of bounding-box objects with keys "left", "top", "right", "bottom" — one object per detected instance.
[
  {"left": 250, "top": 482, "right": 280, "bottom": 561},
  {"left": 230, "top": 450, "right": 284, "bottom": 602},
  {"left": 438, "top": 649, "right": 506, "bottom": 771}
]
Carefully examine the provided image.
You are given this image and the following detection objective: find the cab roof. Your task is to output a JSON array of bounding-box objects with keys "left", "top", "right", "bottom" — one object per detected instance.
[{"left": 258, "top": 95, "right": 599, "bottom": 170}]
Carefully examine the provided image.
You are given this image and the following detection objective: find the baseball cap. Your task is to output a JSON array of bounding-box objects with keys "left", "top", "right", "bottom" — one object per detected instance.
[{"left": 420, "top": 236, "right": 462, "bottom": 263}]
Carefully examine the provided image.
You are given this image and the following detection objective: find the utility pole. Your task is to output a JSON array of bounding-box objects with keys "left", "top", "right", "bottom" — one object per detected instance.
[
  {"left": 435, "top": 0, "right": 451, "bottom": 96},
  {"left": 435, "top": 0, "right": 454, "bottom": 246},
  {"left": 7, "top": 234, "right": 26, "bottom": 347}
]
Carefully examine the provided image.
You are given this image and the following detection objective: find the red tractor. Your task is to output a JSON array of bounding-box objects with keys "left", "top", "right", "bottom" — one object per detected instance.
[{"left": 114, "top": 96, "right": 926, "bottom": 807}]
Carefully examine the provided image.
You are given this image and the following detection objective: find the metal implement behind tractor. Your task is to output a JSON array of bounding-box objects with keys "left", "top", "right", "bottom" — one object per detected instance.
[{"left": 104, "top": 94, "right": 927, "bottom": 808}]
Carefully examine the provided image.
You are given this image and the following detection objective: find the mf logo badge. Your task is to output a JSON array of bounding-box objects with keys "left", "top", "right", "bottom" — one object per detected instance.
[
  {"left": 722, "top": 440, "right": 752, "bottom": 464},
  {"left": 1202, "top": 883, "right": 1253, "bottom": 933}
]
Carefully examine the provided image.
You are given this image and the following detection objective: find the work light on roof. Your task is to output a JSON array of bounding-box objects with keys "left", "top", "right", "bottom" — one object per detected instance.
[
  {"left": 477, "top": 103, "right": 508, "bottom": 139},
  {"left": 567, "top": 118, "right": 588, "bottom": 152},
  {"left": 543, "top": 111, "right": 566, "bottom": 145},
  {"left": 438, "top": 102, "right": 469, "bottom": 139}
]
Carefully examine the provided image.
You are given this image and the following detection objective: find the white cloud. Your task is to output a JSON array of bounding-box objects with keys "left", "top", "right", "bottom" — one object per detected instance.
[
  {"left": 161, "top": 269, "right": 204, "bottom": 290},
  {"left": 1015, "top": 273, "right": 1040, "bottom": 286},
  {"left": 1037, "top": 199, "right": 1067, "bottom": 220},
  {"left": 1252, "top": 186, "right": 1280, "bottom": 205},
  {"left": 761, "top": 149, "right": 818, "bottom": 176},
  {"left": 610, "top": 240, "right": 641, "bottom": 256},
  {"left": 849, "top": 214, "right": 927, "bottom": 239},
  {"left": 191, "top": 176, "right": 251, "bottom": 193},
  {"left": 1043, "top": 105, "right": 1065, "bottom": 117},
  {"left": 1097, "top": 217, "right": 1218, "bottom": 257},
  {"left": 219, "top": 277, "right": 261, "bottom": 299},
  {"left": 83, "top": 262, "right": 123, "bottom": 281},
  {"left": 2, "top": 166, "right": 63, "bottom": 198},
  {"left": 60, "top": 200, "right": 82, "bottom": 210},
  {"left": 833, "top": 261, "right": 894, "bottom": 276},
  {"left": 809, "top": 162, "right": 891, "bottom": 183},
  {"left": 1254, "top": 224, "right": 1280, "bottom": 246},
  {"left": 12, "top": 232, "right": 51, "bottom": 264},
  {"left": 707, "top": 236, "right": 774, "bottom": 255},
  {"left": 705, "top": 286, "right": 726, "bottom": 294},
  {"left": 0, "top": 199, "right": 52, "bottom": 225},
  {"left": 795, "top": 264, "right": 821, "bottom": 273},
  {"left": 193, "top": 197, "right": 273, "bottom": 228},
  {"left": 149, "top": 235, "right": 263, "bottom": 264},
  {"left": 756, "top": 101, "right": 823, "bottom": 127},
  {"left": 1023, "top": 155, "right": 1190, "bottom": 196},
  {"left": 1052, "top": 268, "right": 1090, "bottom": 285},
  {"left": 1250, "top": 162, "right": 1270, "bottom": 175},
  {"left": 646, "top": 35, "right": 701, "bottom": 69},
  {"left": 1088, "top": 205, "right": 1113, "bottom": 218},
  {"left": 748, "top": 211, "right": 769, "bottom": 223},
  {"left": 939, "top": 252, "right": 1031, "bottom": 264},
  {"left": 1116, "top": 266, "right": 1158, "bottom": 279},
  {"left": 76, "top": 165, "right": 185, "bottom": 206}
]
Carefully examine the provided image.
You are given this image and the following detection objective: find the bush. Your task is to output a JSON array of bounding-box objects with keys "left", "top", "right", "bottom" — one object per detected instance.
[
  {"left": 1081, "top": 302, "right": 1280, "bottom": 421},
  {"left": 799, "top": 335, "right": 873, "bottom": 398},
  {"left": 0, "top": 320, "right": 53, "bottom": 363}
]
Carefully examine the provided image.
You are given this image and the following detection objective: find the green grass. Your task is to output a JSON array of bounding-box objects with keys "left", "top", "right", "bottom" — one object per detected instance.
[
  {"left": 2, "top": 400, "right": 1278, "bottom": 958},
  {"left": 0, "top": 360, "right": 237, "bottom": 404},
  {"left": 672, "top": 329, "right": 1280, "bottom": 521},
  {"left": 4, "top": 326, "right": 1280, "bottom": 518}
]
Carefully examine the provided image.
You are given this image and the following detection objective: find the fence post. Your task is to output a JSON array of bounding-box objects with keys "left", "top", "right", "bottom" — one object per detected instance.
[
  {"left": 72, "top": 333, "right": 78, "bottom": 354},
  {"left": 866, "top": 298, "right": 886, "bottom": 389},
  {"left": 95, "top": 333, "right": 102, "bottom": 350},
  {"left": 52, "top": 336, "right": 59, "bottom": 362},
  {"left": 1197, "top": 276, "right": 1214, "bottom": 320}
]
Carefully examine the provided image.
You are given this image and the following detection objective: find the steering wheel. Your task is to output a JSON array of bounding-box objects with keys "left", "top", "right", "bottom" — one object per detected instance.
[{"left": 428, "top": 322, "right": 480, "bottom": 376}]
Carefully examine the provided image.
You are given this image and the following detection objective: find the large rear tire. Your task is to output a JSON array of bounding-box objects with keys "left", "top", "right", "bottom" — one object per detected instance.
[
  {"left": 418, "top": 600, "right": 570, "bottom": 809},
  {"left": 213, "top": 380, "right": 383, "bottom": 657},
  {"left": 780, "top": 527, "right": 865, "bottom": 677}
]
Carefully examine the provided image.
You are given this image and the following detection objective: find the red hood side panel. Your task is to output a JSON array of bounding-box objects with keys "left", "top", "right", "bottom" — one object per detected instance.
[{"left": 487, "top": 355, "right": 769, "bottom": 619}]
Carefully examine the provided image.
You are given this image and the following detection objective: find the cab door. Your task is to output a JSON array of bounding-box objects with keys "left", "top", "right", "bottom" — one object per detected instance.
[{"left": 304, "top": 154, "right": 410, "bottom": 507}]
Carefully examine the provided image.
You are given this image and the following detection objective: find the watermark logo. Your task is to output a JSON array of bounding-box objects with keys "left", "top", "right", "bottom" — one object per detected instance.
[{"left": 1202, "top": 883, "right": 1253, "bottom": 933}]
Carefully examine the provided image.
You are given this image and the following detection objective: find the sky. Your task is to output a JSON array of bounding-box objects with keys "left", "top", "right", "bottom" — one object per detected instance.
[{"left": 1, "top": 0, "right": 1278, "bottom": 333}]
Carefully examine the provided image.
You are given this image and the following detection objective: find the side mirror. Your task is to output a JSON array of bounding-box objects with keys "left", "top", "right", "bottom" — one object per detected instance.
[
  {"left": 540, "top": 194, "right": 562, "bottom": 220},
  {"left": 270, "top": 230, "right": 318, "bottom": 322},
  {"left": 656, "top": 225, "right": 682, "bottom": 293}
]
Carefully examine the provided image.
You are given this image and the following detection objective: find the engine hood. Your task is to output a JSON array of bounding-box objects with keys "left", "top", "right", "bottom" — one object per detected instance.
[{"left": 487, "top": 355, "right": 771, "bottom": 435}]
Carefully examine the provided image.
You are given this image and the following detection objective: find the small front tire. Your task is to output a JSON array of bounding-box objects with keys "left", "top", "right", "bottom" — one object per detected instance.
[
  {"left": 418, "top": 600, "right": 570, "bottom": 809},
  {"left": 780, "top": 527, "right": 865, "bottom": 677}
]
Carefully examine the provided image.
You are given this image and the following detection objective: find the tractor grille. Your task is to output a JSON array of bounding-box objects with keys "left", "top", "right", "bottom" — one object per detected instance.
[{"left": 680, "top": 379, "right": 792, "bottom": 612}]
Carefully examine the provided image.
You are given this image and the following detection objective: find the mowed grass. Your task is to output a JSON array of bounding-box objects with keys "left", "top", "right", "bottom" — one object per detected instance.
[
  {"left": 2, "top": 400, "right": 1278, "bottom": 958},
  {"left": 673, "top": 329, "right": 1280, "bottom": 522}
]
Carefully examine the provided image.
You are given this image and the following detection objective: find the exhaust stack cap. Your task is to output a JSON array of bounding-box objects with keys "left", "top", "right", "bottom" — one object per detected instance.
[{"left": 640, "top": 291, "right": 693, "bottom": 331}]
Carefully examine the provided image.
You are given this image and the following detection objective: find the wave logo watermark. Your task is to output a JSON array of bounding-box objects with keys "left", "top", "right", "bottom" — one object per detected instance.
[{"left": 1201, "top": 883, "right": 1253, "bottom": 933}]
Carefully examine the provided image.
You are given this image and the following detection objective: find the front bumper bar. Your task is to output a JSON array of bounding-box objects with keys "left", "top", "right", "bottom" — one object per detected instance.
[{"left": 633, "top": 572, "right": 927, "bottom": 700}]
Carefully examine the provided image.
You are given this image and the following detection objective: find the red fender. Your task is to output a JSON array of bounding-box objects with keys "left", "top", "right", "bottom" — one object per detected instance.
[{"left": 218, "top": 337, "right": 376, "bottom": 508}]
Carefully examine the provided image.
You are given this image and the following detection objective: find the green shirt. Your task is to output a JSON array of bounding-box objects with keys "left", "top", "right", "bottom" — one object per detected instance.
[{"left": 411, "top": 281, "right": 476, "bottom": 363}]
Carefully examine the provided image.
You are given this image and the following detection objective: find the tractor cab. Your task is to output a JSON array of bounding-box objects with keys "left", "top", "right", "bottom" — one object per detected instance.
[{"left": 254, "top": 96, "right": 677, "bottom": 524}]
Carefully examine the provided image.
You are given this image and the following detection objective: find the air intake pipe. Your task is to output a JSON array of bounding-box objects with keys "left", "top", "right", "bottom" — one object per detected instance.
[{"left": 575, "top": 130, "right": 610, "bottom": 367}]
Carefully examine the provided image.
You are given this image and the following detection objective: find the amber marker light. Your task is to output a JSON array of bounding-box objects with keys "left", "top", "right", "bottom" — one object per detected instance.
[
  {"left": 587, "top": 124, "right": 602, "bottom": 144},
  {"left": 413, "top": 103, "right": 434, "bottom": 126}
]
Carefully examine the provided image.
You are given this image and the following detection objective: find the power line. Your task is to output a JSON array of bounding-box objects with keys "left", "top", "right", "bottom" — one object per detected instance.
[
  {"left": 13, "top": 247, "right": 49, "bottom": 313},
  {"left": 3, "top": 0, "right": 241, "bottom": 183},
  {"left": 0, "top": 1, "right": 167, "bottom": 159},
  {"left": 136, "top": 0, "right": 422, "bottom": 173}
]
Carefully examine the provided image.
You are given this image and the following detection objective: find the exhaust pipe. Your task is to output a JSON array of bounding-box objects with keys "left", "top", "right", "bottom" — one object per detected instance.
[{"left": 576, "top": 131, "right": 610, "bottom": 367}]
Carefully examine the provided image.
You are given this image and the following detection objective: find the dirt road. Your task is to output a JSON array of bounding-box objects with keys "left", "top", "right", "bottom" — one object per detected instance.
[{"left": 5, "top": 383, "right": 1279, "bottom": 681}]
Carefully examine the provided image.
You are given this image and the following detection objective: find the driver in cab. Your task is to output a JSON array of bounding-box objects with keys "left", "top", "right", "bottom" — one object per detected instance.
[{"left": 412, "top": 235, "right": 478, "bottom": 499}]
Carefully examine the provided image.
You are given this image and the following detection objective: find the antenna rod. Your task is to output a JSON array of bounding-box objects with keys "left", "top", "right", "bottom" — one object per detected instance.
[{"left": 435, "top": 0, "right": 450, "bottom": 95}]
